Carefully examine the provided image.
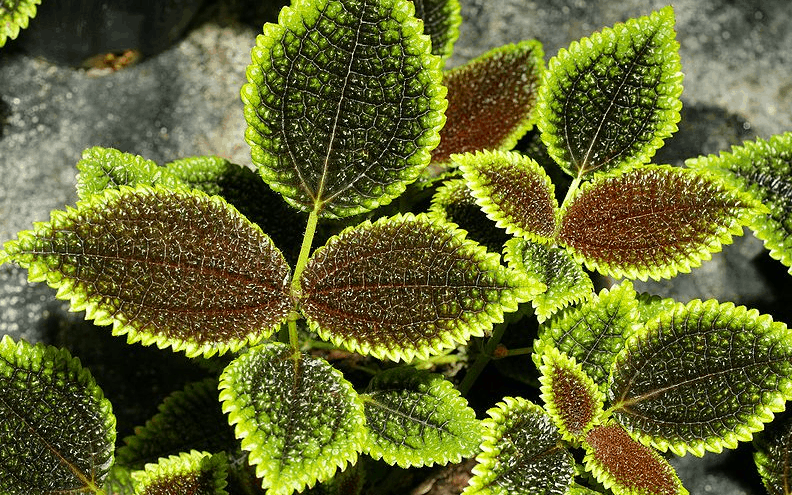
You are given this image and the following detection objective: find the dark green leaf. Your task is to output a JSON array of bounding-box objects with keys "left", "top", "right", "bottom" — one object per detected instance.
[
  {"left": 76, "top": 147, "right": 181, "bottom": 199},
  {"left": 609, "top": 299, "right": 792, "bottom": 457},
  {"left": 300, "top": 213, "right": 542, "bottom": 362},
  {"left": 0, "top": 335, "right": 116, "bottom": 494},
  {"left": 686, "top": 131, "right": 792, "bottom": 274},
  {"left": 504, "top": 238, "right": 593, "bottom": 321},
  {"left": 242, "top": 0, "right": 446, "bottom": 218},
  {"left": 430, "top": 40, "right": 544, "bottom": 165},
  {"left": 557, "top": 165, "right": 761, "bottom": 280},
  {"left": 458, "top": 150, "right": 558, "bottom": 244},
  {"left": 362, "top": 366, "right": 481, "bottom": 467},
  {"left": 412, "top": 0, "right": 461, "bottom": 63},
  {"left": 754, "top": 412, "right": 792, "bottom": 495},
  {"left": 131, "top": 451, "right": 228, "bottom": 495},
  {"left": 463, "top": 397, "right": 574, "bottom": 495},
  {"left": 0, "top": 0, "right": 39, "bottom": 47},
  {"left": 1, "top": 185, "right": 293, "bottom": 358},
  {"left": 582, "top": 424, "right": 686, "bottom": 495},
  {"left": 537, "top": 6, "right": 682, "bottom": 176},
  {"left": 219, "top": 342, "right": 367, "bottom": 495}
]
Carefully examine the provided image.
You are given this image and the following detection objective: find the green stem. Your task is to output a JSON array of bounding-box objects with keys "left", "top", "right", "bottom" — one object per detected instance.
[
  {"left": 458, "top": 321, "right": 509, "bottom": 395},
  {"left": 290, "top": 207, "right": 321, "bottom": 299},
  {"left": 498, "top": 346, "right": 533, "bottom": 358},
  {"left": 287, "top": 318, "right": 299, "bottom": 350}
]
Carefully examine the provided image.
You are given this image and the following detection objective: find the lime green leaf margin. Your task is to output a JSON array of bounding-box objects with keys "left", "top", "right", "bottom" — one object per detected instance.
[{"left": 0, "top": 0, "right": 40, "bottom": 48}]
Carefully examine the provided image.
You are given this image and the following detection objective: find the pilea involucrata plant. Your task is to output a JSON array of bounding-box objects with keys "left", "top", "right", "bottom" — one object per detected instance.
[{"left": 1, "top": 1, "right": 792, "bottom": 494}]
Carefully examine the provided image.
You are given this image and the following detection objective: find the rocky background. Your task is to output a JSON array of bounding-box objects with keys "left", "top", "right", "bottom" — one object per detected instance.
[{"left": 1, "top": 0, "right": 790, "bottom": 493}]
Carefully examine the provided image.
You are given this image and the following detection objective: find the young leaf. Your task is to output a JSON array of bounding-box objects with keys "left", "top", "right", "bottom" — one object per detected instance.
[
  {"left": 1, "top": 185, "right": 293, "bottom": 358},
  {"left": 76, "top": 146, "right": 181, "bottom": 199},
  {"left": 131, "top": 451, "right": 228, "bottom": 495},
  {"left": 219, "top": 342, "right": 367, "bottom": 495},
  {"left": 754, "top": 412, "right": 792, "bottom": 495},
  {"left": 458, "top": 150, "right": 559, "bottom": 244},
  {"left": 0, "top": 335, "right": 116, "bottom": 494},
  {"left": 686, "top": 131, "right": 792, "bottom": 274},
  {"left": 0, "top": 0, "right": 39, "bottom": 47},
  {"left": 463, "top": 396, "right": 574, "bottom": 495},
  {"left": 557, "top": 165, "right": 761, "bottom": 280},
  {"left": 242, "top": 0, "right": 446, "bottom": 218},
  {"left": 583, "top": 424, "right": 687, "bottom": 495},
  {"left": 539, "top": 348, "right": 605, "bottom": 443},
  {"left": 609, "top": 299, "right": 792, "bottom": 457},
  {"left": 300, "top": 213, "right": 542, "bottom": 362},
  {"left": 537, "top": 6, "right": 682, "bottom": 176},
  {"left": 430, "top": 40, "right": 544, "bottom": 165},
  {"left": 504, "top": 238, "right": 593, "bottom": 321},
  {"left": 412, "top": 0, "right": 461, "bottom": 63},
  {"left": 533, "top": 281, "right": 639, "bottom": 391},
  {"left": 362, "top": 366, "right": 481, "bottom": 467}
]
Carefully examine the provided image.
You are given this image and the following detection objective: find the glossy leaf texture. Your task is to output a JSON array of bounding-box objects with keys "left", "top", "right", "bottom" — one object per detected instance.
[
  {"left": 0, "top": 0, "right": 39, "bottom": 47},
  {"left": 463, "top": 396, "right": 574, "bottom": 495},
  {"left": 504, "top": 238, "right": 593, "bottom": 321},
  {"left": 533, "top": 281, "right": 639, "bottom": 391},
  {"left": 609, "top": 299, "right": 792, "bottom": 457},
  {"left": 131, "top": 451, "right": 228, "bottom": 495},
  {"left": 412, "top": 0, "right": 461, "bottom": 63},
  {"left": 557, "top": 165, "right": 761, "bottom": 280},
  {"left": 583, "top": 424, "right": 687, "bottom": 495},
  {"left": 430, "top": 40, "right": 544, "bottom": 165},
  {"left": 219, "top": 342, "right": 367, "bottom": 495},
  {"left": 458, "top": 150, "right": 558, "bottom": 243},
  {"left": 429, "top": 178, "right": 511, "bottom": 253},
  {"left": 0, "top": 335, "right": 116, "bottom": 494},
  {"left": 754, "top": 412, "right": 792, "bottom": 495},
  {"left": 242, "top": 0, "right": 446, "bottom": 218},
  {"left": 115, "top": 378, "right": 236, "bottom": 470},
  {"left": 1, "top": 185, "right": 293, "bottom": 358},
  {"left": 300, "top": 213, "right": 542, "bottom": 362},
  {"left": 76, "top": 146, "right": 181, "bottom": 199},
  {"left": 362, "top": 366, "right": 481, "bottom": 467},
  {"left": 686, "top": 132, "right": 792, "bottom": 274},
  {"left": 537, "top": 6, "right": 682, "bottom": 176}
]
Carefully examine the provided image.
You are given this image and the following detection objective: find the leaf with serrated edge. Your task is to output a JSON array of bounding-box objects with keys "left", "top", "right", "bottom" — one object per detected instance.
[
  {"left": 219, "top": 342, "right": 366, "bottom": 495},
  {"left": 1, "top": 185, "right": 293, "bottom": 358},
  {"left": 583, "top": 424, "right": 687, "bottom": 495},
  {"left": 609, "top": 299, "right": 792, "bottom": 457},
  {"left": 412, "top": 0, "right": 461, "bottom": 63},
  {"left": 0, "top": 0, "right": 40, "bottom": 47},
  {"left": 430, "top": 40, "right": 544, "bottom": 166},
  {"left": 687, "top": 131, "right": 792, "bottom": 274},
  {"left": 463, "top": 396, "right": 574, "bottom": 495},
  {"left": 242, "top": 0, "right": 446, "bottom": 218},
  {"left": 533, "top": 281, "right": 640, "bottom": 392},
  {"left": 131, "top": 450, "right": 228, "bottom": 495},
  {"left": 300, "top": 212, "right": 542, "bottom": 362},
  {"left": 754, "top": 412, "right": 792, "bottom": 495},
  {"left": 558, "top": 165, "right": 761, "bottom": 281},
  {"left": 504, "top": 238, "right": 593, "bottom": 321},
  {"left": 458, "top": 150, "right": 558, "bottom": 244},
  {"left": 362, "top": 366, "right": 481, "bottom": 467},
  {"left": 76, "top": 146, "right": 181, "bottom": 199},
  {"left": 539, "top": 347, "right": 605, "bottom": 443},
  {"left": 0, "top": 335, "right": 116, "bottom": 494},
  {"left": 537, "top": 6, "right": 682, "bottom": 176}
]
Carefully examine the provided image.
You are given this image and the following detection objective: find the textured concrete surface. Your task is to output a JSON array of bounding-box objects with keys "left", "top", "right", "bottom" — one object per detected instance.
[{"left": 0, "top": 0, "right": 790, "bottom": 493}]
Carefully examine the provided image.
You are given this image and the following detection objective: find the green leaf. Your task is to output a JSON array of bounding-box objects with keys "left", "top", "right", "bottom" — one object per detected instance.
[
  {"left": 362, "top": 366, "right": 481, "bottom": 467},
  {"left": 303, "top": 461, "right": 365, "bottom": 495},
  {"left": 458, "top": 150, "right": 559, "bottom": 244},
  {"left": 0, "top": 0, "right": 40, "bottom": 48},
  {"left": 0, "top": 335, "right": 116, "bottom": 494},
  {"left": 115, "top": 378, "right": 237, "bottom": 470},
  {"left": 609, "top": 299, "right": 792, "bottom": 457},
  {"left": 754, "top": 412, "right": 792, "bottom": 495},
  {"left": 537, "top": 6, "right": 682, "bottom": 176},
  {"left": 430, "top": 40, "right": 544, "bottom": 165},
  {"left": 504, "top": 238, "right": 593, "bottom": 321},
  {"left": 412, "top": 0, "right": 461, "bottom": 63},
  {"left": 104, "top": 465, "right": 137, "bottom": 495},
  {"left": 686, "top": 131, "right": 792, "bottom": 274},
  {"left": 242, "top": 0, "right": 446, "bottom": 218},
  {"left": 76, "top": 147, "right": 181, "bottom": 199},
  {"left": 582, "top": 424, "right": 687, "bottom": 495},
  {"left": 533, "top": 281, "right": 639, "bottom": 391},
  {"left": 219, "top": 342, "right": 367, "bottom": 495},
  {"left": 1, "top": 185, "right": 293, "bottom": 358},
  {"left": 463, "top": 397, "right": 574, "bottom": 495},
  {"left": 539, "top": 347, "right": 605, "bottom": 443},
  {"left": 300, "top": 213, "right": 542, "bottom": 362},
  {"left": 429, "top": 177, "right": 511, "bottom": 253},
  {"left": 131, "top": 451, "right": 228, "bottom": 495},
  {"left": 557, "top": 165, "right": 761, "bottom": 280}
]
